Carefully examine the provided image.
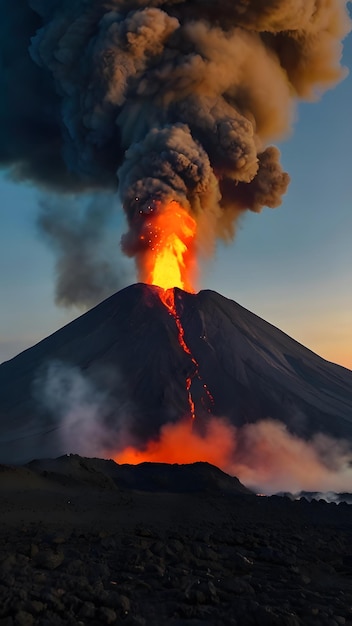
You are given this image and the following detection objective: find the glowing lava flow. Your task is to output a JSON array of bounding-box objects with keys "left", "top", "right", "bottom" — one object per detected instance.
[
  {"left": 160, "top": 286, "right": 214, "bottom": 419},
  {"left": 159, "top": 287, "right": 197, "bottom": 420},
  {"left": 138, "top": 199, "right": 213, "bottom": 421}
]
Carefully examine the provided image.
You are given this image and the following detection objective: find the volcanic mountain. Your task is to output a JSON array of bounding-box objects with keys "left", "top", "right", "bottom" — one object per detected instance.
[{"left": 0, "top": 283, "right": 352, "bottom": 464}]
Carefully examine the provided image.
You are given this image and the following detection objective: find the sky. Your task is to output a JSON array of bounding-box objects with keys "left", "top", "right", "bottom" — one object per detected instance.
[{"left": 1, "top": 30, "right": 351, "bottom": 371}]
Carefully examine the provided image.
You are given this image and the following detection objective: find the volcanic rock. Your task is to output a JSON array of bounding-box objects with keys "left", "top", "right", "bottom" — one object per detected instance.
[
  {"left": 1, "top": 457, "right": 352, "bottom": 626},
  {"left": 0, "top": 283, "right": 351, "bottom": 463},
  {"left": 0, "top": 456, "right": 252, "bottom": 496}
]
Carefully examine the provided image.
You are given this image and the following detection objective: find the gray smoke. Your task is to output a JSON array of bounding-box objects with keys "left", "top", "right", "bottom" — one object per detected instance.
[
  {"left": 34, "top": 360, "right": 136, "bottom": 457},
  {"left": 1, "top": 0, "right": 350, "bottom": 282},
  {"left": 37, "top": 194, "right": 133, "bottom": 308}
]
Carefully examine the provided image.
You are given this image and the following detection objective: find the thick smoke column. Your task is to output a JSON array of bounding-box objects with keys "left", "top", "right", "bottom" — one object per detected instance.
[{"left": 0, "top": 0, "right": 350, "bottom": 280}]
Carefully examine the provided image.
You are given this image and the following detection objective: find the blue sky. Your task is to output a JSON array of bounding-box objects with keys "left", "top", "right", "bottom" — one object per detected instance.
[{"left": 1, "top": 32, "right": 351, "bottom": 370}]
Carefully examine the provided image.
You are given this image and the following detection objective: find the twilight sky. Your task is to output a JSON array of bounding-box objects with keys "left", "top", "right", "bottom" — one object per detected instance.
[{"left": 1, "top": 31, "right": 351, "bottom": 370}]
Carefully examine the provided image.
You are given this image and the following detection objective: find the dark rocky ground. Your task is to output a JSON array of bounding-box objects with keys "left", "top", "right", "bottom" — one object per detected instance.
[{"left": 0, "top": 459, "right": 352, "bottom": 625}]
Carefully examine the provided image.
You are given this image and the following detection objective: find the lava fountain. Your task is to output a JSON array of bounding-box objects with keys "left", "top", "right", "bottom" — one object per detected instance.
[{"left": 137, "top": 199, "right": 197, "bottom": 293}]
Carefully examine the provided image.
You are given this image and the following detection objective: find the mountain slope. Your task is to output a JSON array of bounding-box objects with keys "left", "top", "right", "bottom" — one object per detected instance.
[{"left": 0, "top": 283, "right": 351, "bottom": 464}]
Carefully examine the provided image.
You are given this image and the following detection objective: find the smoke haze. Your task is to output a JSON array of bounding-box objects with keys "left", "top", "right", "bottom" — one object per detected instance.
[
  {"left": 35, "top": 360, "right": 136, "bottom": 457},
  {"left": 35, "top": 360, "right": 352, "bottom": 494},
  {"left": 1, "top": 0, "right": 350, "bottom": 288},
  {"left": 114, "top": 417, "right": 352, "bottom": 495}
]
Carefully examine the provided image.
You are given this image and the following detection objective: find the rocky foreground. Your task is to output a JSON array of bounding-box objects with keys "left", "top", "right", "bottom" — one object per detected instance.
[{"left": 0, "top": 458, "right": 352, "bottom": 626}]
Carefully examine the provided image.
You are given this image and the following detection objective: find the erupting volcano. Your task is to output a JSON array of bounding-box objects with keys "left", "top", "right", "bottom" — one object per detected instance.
[
  {"left": 1, "top": 1, "right": 351, "bottom": 487},
  {"left": 1, "top": 283, "right": 352, "bottom": 493},
  {"left": 2, "top": 9, "right": 352, "bottom": 622}
]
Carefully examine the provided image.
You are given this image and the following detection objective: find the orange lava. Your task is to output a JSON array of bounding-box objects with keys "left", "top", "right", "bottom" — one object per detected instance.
[
  {"left": 141, "top": 200, "right": 196, "bottom": 292},
  {"left": 137, "top": 198, "right": 213, "bottom": 422},
  {"left": 113, "top": 419, "right": 235, "bottom": 468},
  {"left": 159, "top": 287, "right": 198, "bottom": 420}
]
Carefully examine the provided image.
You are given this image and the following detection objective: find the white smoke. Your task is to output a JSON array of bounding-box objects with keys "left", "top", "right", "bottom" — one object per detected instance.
[{"left": 35, "top": 360, "right": 136, "bottom": 456}]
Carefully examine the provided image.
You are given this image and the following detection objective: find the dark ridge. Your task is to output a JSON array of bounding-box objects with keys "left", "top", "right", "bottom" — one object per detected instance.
[{"left": 16, "top": 456, "right": 253, "bottom": 495}]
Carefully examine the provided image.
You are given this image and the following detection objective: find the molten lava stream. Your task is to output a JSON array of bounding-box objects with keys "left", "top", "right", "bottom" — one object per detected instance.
[
  {"left": 159, "top": 286, "right": 197, "bottom": 420},
  {"left": 159, "top": 286, "right": 214, "bottom": 418}
]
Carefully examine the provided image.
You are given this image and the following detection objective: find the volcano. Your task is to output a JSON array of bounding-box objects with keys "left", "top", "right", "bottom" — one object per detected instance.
[{"left": 0, "top": 283, "right": 352, "bottom": 464}]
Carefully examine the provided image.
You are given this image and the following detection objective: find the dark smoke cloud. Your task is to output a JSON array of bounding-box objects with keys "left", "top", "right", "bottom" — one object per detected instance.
[
  {"left": 38, "top": 194, "right": 132, "bottom": 308},
  {"left": 0, "top": 0, "right": 350, "bottom": 275}
]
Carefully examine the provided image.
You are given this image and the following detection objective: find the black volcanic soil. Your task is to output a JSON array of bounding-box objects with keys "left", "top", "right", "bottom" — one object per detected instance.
[{"left": 1, "top": 459, "right": 352, "bottom": 626}]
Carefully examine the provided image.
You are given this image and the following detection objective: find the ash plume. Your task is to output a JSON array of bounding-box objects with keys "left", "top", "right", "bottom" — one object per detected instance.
[
  {"left": 37, "top": 193, "right": 132, "bottom": 308},
  {"left": 0, "top": 0, "right": 350, "bottom": 281}
]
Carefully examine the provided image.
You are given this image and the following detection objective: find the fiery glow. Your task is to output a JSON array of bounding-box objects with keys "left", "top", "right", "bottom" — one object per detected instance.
[
  {"left": 137, "top": 198, "right": 213, "bottom": 420},
  {"left": 113, "top": 419, "right": 235, "bottom": 467},
  {"left": 112, "top": 418, "right": 352, "bottom": 495},
  {"left": 141, "top": 200, "right": 196, "bottom": 292},
  {"left": 154, "top": 285, "right": 214, "bottom": 420},
  {"left": 158, "top": 287, "right": 198, "bottom": 419}
]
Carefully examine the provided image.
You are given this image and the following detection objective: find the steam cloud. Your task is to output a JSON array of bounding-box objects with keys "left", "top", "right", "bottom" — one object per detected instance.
[
  {"left": 115, "top": 417, "right": 352, "bottom": 495},
  {"left": 1, "top": 0, "right": 350, "bottom": 287},
  {"left": 35, "top": 360, "right": 136, "bottom": 457}
]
